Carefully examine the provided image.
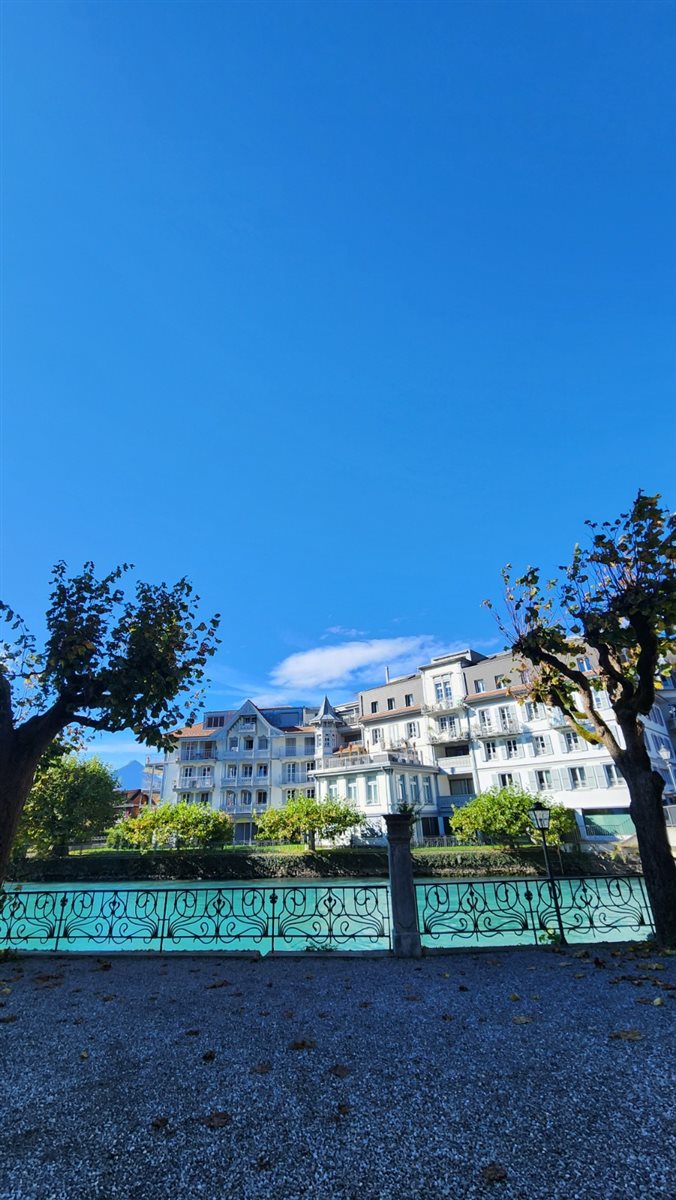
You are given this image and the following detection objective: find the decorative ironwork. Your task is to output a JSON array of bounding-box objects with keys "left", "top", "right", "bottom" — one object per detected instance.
[
  {"left": 0, "top": 883, "right": 391, "bottom": 955},
  {"left": 417, "top": 875, "right": 654, "bottom": 948}
]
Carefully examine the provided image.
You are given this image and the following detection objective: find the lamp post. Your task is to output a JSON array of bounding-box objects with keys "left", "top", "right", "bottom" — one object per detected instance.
[
  {"left": 528, "top": 800, "right": 567, "bottom": 946},
  {"left": 658, "top": 746, "right": 676, "bottom": 797}
]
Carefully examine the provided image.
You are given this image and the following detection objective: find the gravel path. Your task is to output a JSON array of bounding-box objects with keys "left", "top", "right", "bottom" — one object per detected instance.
[{"left": 1, "top": 946, "right": 674, "bottom": 1200}]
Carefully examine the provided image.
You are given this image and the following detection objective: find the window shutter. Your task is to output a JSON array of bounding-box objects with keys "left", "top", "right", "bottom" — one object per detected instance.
[
  {"left": 550, "top": 768, "right": 562, "bottom": 793},
  {"left": 593, "top": 765, "right": 608, "bottom": 789},
  {"left": 561, "top": 769, "right": 573, "bottom": 790}
]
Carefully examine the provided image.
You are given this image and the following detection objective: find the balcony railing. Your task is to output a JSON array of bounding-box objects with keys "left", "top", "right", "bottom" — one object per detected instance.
[
  {"left": 319, "top": 750, "right": 422, "bottom": 770},
  {"left": 429, "top": 729, "right": 467, "bottom": 744},
  {"left": 474, "top": 717, "right": 520, "bottom": 737},
  {"left": 422, "top": 698, "right": 465, "bottom": 715},
  {"left": 174, "top": 776, "right": 214, "bottom": 790},
  {"left": 179, "top": 748, "right": 218, "bottom": 762}
]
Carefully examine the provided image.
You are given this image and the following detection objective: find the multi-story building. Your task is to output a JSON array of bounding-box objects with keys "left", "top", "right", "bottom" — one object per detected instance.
[{"left": 161, "top": 649, "right": 676, "bottom": 846}]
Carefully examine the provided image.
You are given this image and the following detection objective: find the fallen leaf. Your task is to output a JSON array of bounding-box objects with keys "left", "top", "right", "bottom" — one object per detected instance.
[
  {"left": 95, "top": 962, "right": 112, "bottom": 972},
  {"left": 653, "top": 998, "right": 665, "bottom": 1007},
  {"left": 79, "top": 1050, "right": 89, "bottom": 1060},
  {"left": 481, "top": 1162, "right": 508, "bottom": 1183},
  {"left": 594, "top": 958, "right": 606, "bottom": 969},
  {"left": 574, "top": 972, "right": 586, "bottom": 979},
  {"left": 282, "top": 1010, "right": 295, "bottom": 1019},
  {"left": 328, "top": 1064, "right": 351, "bottom": 1078},
  {"left": 202, "top": 1049, "right": 216, "bottom": 1062},
  {"left": 250, "top": 1061, "right": 272, "bottom": 1074},
  {"left": 358, "top": 1001, "right": 371, "bottom": 1008},
  {"left": 458, "top": 985, "right": 469, "bottom": 993},
  {"left": 440, "top": 1013, "right": 455, "bottom": 1022},
  {"left": 509, "top": 994, "right": 520, "bottom": 1002},
  {"left": 151, "top": 1116, "right": 169, "bottom": 1130},
  {"left": 441, "top": 972, "right": 450, "bottom": 979},
  {"left": 530, "top": 994, "right": 541, "bottom": 1001},
  {"left": 404, "top": 994, "right": 421, "bottom": 1002},
  {"left": 609, "top": 1029, "right": 644, "bottom": 1042},
  {"left": 206, "top": 980, "right": 231, "bottom": 990},
  {"left": 258, "top": 1010, "right": 271, "bottom": 1017},
  {"left": 255, "top": 1155, "right": 272, "bottom": 1171},
  {"left": 101, "top": 995, "right": 115, "bottom": 1002},
  {"left": 337, "top": 1102, "right": 350, "bottom": 1116},
  {"left": 646, "top": 963, "right": 665, "bottom": 972},
  {"left": 0, "top": 987, "right": 11, "bottom": 995},
  {"left": 512, "top": 1016, "right": 532, "bottom": 1025},
  {"left": 203, "top": 1110, "right": 231, "bottom": 1129},
  {"left": 185, "top": 1029, "right": 200, "bottom": 1037},
  {"left": 289, "top": 1039, "right": 316, "bottom": 1051},
  {"left": 0, "top": 1014, "right": 17, "bottom": 1024},
  {"left": 317, "top": 1012, "right": 330, "bottom": 1019},
  {"left": 574, "top": 950, "right": 590, "bottom": 960}
]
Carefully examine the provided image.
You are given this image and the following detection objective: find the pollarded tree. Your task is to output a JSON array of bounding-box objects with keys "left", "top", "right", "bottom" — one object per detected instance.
[
  {"left": 487, "top": 491, "right": 676, "bottom": 944},
  {"left": 255, "top": 794, "right": 365, "bottom": 852},
  {"left": 0, "top": 561, "right": 220, "bottom": 882},
  {"left": 19, "top": 754, "right": 119, "bottom": 858}
]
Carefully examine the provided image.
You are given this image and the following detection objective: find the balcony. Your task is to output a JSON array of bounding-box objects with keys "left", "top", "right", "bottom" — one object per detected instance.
[
  {"left": 437, "top": 755, "right": 473, "bottom": 774},
  {"left": 422, "top": 698, "right": 466, "bottom": 715},
  {"left": 179, "top": 747, "right": 218, "bottom": 762},
  {"left": 474, "top": 717, "right": 520, "bottom": 738},
  {"left": 318, "top": 750, "right": 422, "bottom": 771},
  {"left": 429, "top": 728, "right": 467, "bottom": 744},
  {"left": 175, "top": 774, "right": 214, "bottom": 790},
  {"left": 282, "top": 769, "right": 314, "bottom": 786}
]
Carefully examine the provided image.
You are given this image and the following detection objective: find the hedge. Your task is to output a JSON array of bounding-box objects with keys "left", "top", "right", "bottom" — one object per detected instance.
[{"left": 6, "top": 844, "right": 641, "bottom": 883}]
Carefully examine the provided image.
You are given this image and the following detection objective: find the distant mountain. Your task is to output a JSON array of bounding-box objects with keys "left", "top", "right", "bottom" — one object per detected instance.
[{"left": 115, "top": 760, "right": 144, "bottom": 791}]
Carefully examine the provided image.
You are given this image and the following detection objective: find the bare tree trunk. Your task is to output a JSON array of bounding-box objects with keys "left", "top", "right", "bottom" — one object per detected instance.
[
  {"left": 626, "top": 767, "right": 676, "bottom": 946},
  {"left": 307, "top": 829, "right": 316, "bottom": 852},
  {"left": 0, "top": 757, "right": 37, "bottom": 883}
]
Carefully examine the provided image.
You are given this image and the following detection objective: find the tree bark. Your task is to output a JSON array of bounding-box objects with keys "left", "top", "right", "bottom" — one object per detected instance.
[
  {"left": 0, "top": 703, "right": 69, "bottom": 885},
  {"left": 626, "top": 766, "right": 676, "bottom": 946},
  {"left": 0, "top": 755, "right": 40, "bottom": 883}
]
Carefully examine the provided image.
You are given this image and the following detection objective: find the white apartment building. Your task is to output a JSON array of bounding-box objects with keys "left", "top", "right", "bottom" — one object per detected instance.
[{"left": 162, "top": 650, "right": 676, "bottom": 846}]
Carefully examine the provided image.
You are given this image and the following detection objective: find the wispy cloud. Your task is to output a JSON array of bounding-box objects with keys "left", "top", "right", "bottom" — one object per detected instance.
[
  {"left": 321, "top": 625, "right": 367, "bottom": 640},
  {"left": 268, "top": 635, "right": 465, "bottom": 697}
]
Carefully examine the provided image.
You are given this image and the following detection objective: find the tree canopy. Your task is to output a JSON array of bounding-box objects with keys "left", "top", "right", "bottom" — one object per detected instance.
[
  {"left": 488, "top": 491, "right": 676, "bottom": 944},
  {"left": 255, "top": 794, "right": 365, "bottom": 851},
  {"left": 450, "top": 785, "right": 577, "bottom": 849},
  {"left": 107, "top": 801, "right": 233, "bottom": 851},
  {"left": 17, "top": 753, "right": 119, "bottom": 859}
]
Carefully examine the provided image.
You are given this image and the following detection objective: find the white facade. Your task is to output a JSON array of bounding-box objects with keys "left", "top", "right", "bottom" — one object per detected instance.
[{"left": 161, "top": 654, "right": 676, "bottom": 845}]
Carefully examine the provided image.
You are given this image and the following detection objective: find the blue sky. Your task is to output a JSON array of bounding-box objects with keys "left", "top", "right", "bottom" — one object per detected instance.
[{"left": 1, "top": 0, "right": 674, "bottom": 767}]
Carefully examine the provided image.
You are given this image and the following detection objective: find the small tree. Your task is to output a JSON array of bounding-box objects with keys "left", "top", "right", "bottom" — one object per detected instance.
[
  {"left": 450, "top": 785, "right": 577, "bottom": 850},
  {"left": 0, "top": 562, "right": 219, "bottom": 882},
  {"left": 487, "top": 491, "right": 676, "bottom": 944},
  {"left": 255, "top": 794, "right": 365, "bottom": 851},
  {"left": 107, "top": 801, "right": 233, "bottom": 851},
  {"left": 18, "top": 754, "right": 119, "bottom": 858}
]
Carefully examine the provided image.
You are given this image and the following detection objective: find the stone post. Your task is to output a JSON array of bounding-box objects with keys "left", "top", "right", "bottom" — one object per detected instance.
[{"left": 385, "top": 813, "right": 422, "bottom": 958}]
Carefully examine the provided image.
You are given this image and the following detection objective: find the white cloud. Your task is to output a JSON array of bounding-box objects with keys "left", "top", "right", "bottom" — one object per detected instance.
[
  {"left": 269, "top": 636, "right": 464, "bottom": 696},
  {"left": 321, "top": 625, "right": 367, "bottom": 640}
]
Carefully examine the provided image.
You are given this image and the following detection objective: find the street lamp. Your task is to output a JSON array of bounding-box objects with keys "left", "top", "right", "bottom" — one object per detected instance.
[
  {"left": 658, "top": 747, "right": 676, "bottom": 796},
  {"left": 528, "top": 800, "right": 567, "bottom": 945}
]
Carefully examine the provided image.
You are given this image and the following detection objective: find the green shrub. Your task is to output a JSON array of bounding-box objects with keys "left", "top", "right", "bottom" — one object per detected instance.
[{"left": 107, "top": 802, "right": 233, "bottom": 851}]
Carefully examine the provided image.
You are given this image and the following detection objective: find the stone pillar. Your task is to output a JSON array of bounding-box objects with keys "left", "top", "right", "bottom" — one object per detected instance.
[{"left": 385, "top": 813, "right": 422, "bottom": 958}]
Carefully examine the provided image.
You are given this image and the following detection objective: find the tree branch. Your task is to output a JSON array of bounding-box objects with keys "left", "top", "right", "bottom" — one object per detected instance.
[{"left": 518, "top": 640, "right": 622, "bottom": 757}]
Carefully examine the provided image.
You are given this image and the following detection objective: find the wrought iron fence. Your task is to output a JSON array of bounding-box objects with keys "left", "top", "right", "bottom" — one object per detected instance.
[
  {"left": 416, "top": 875, "right": 653, "bottom": 948},
  {"left": 0, "top": 883, "right": 392, "bottom": 955}
]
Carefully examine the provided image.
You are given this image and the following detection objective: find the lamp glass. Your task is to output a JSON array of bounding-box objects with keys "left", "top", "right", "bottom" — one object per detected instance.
[{"left": 528, "top": 801, "right": 550, "bottom": 831}]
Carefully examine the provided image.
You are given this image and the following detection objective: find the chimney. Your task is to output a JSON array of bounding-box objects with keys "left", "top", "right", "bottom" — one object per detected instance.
[{"left": 385, "top": 666, "right": 390, "bottom": 684}]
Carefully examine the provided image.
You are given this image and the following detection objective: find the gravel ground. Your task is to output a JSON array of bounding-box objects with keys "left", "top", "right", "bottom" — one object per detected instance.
[{"left": 1, "top": 945, "right": 675, "bottom": 1200}]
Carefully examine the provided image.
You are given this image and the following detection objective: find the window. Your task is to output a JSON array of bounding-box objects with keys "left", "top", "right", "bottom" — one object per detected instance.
[
  {"left": 225, "top": 790, "right": 235, "bottom": 807},
  {"left": 421, "top": 817, "right": 439, "bottom": 837},
  {"left": 180, "top": 792, "right": 192, "bottom": 803},
  {"left": 404, "top": 694, "right": 414, "bottom": 707},
  {"left": 366, "top": 775, "right": 378, "bottom": 805},
  {"left": 181, "top": 767, "right": 195, "bottom": 779},
  {"left": 444, "top": 742, "right": 469, "bottom": 757},
  {"left": 241, "top": 764, "right": 253, "bottom": 779},
  {"left": 505, "top": 739, "right": 520, "bottom": 759},
  {"left": 244, "top": 738, "right": 254, "bottom": 751},
  {"left": 498, "top": 773, "right": 514, "bottom": 788},
  {"left": 474, "top": 679, "right": 485, "bottom": 694},
  {"left": 434, "top": 682, "right": 444, "bottom": 702},
  {"left": 520, "top": 668, "right": 532, "bottom": 684},
  {"left": 405, "top": 721, "right": 419, "bottom": 739},
  {"left": 305, "top": 760, "right": 315, "bottom": 773},
  {"left": 533, "top": 735, "right": 550, "bottom": 756},
  {"left": 226, "top": 764, "right": 237, "bottom": 780},
  {"left": 535, "top": 769, "right": 552, "bottom": 792},
  {"left": 256, "top": 764, "right": 268, "bottom": 778},
  {"left": 304, "top": 736, "right": 315, "bottom": 754},
  {"left": 479, "top": 709, "right": 491, "bottom": 731},
  {"left": 495, "top": 675, "right": 506, "bottom": 690},
  {"left": 604, "top": 764, "right": 622, "bottom": 787},
  {"left": 284, "top": 763, "right": 298, "bottom": 782},
  {"left": 241, "top": 716, "right": 256, "bottom": 729},
  {"left": 306, "top": 788, "right": 315, "bottom": 799},
  {"left": 564, "top": 731, "right": 580, "bottom": 753},
  {"left": 498, "top": 706, "right": 512, "bottom": 731},
  {"left": 449, "top": 778, "right": 473, "bottom": 796},
  {"left": 328, "top": 781, "right": 340, "bottom": 800},
  {"left": 256, "top": 791, "right": 267, "bottom": 806},
  {"left": 371, "top": 728, "right": 382, "bottom": 745},
  {"left": 240, "top": 790, "right": 252, "bottom": 806},
  {"left": 410, "top": 776, "right": 420, "bottom": 803},
  {"left": 258, "top": 735, "right": 269, "bottom": 750},
  {"left": 387, "top": 697, "right": 395, "bottom": 711},
  {"left": 577, "top": 656, "right": 592, "bottom": 673},
  {"left": 438, "top": 716, "right": 449, "bottom": 731},
  {"left": 228, "top": 737, "right": 238, "bottom": 751},
  {"left": 205, "top": 715, "right": 225, "bottom": 729},
  {"left": 371, "top": 701, "right": 379, "bottom": 714},
  {"left": 423, "top": 776, "right": 433, "bottom": 803},
  {"left": 525, "top": 701, "right": 543, "bottom": 722},
  {"left": 285, "top": 738, "right": 296, "bottom": 756},
  {"left": 285, "top": 789, "right": 298, "bottom": 803},
  {"left": 346, "top": 779, "right": 358, "bottom": 803},
  {"left": 397, "top": 775, "right": 407, "bottom": 802},
  {"left": 484, "top": 740, "right": 498, "bottom": 762},
  {"left": 569, "top": 766, "right": 588, "bottom": 789}
]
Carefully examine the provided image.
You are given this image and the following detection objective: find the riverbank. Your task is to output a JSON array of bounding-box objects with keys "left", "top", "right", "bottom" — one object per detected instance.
[{"left": 6, "top": 844, "right": 640, "bottom": 883}]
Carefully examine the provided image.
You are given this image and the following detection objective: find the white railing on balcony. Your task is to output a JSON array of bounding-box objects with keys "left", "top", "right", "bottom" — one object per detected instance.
[
  {"left": 422, "top": 698, "right": 465, "bottom": 714},
  {"left": 179, "top": 748, "right": 218, "bottom": 762},
  {"left": 319, "top": 750, "right": 422, "bottom": 770},
  {"left": 429, "top": 729, "right": 468, "bottom": 744},
  {"left": 175, "top": 774, "right": 214, "bottom": 790},
  {"left": 474, "top": 717, "right": 520, "bottom": 737}
]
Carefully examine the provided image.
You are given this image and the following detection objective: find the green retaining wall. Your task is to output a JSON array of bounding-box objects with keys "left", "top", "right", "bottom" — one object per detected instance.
[{"left": 6, "top": 845, "right": 641, "bottom": 884}]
